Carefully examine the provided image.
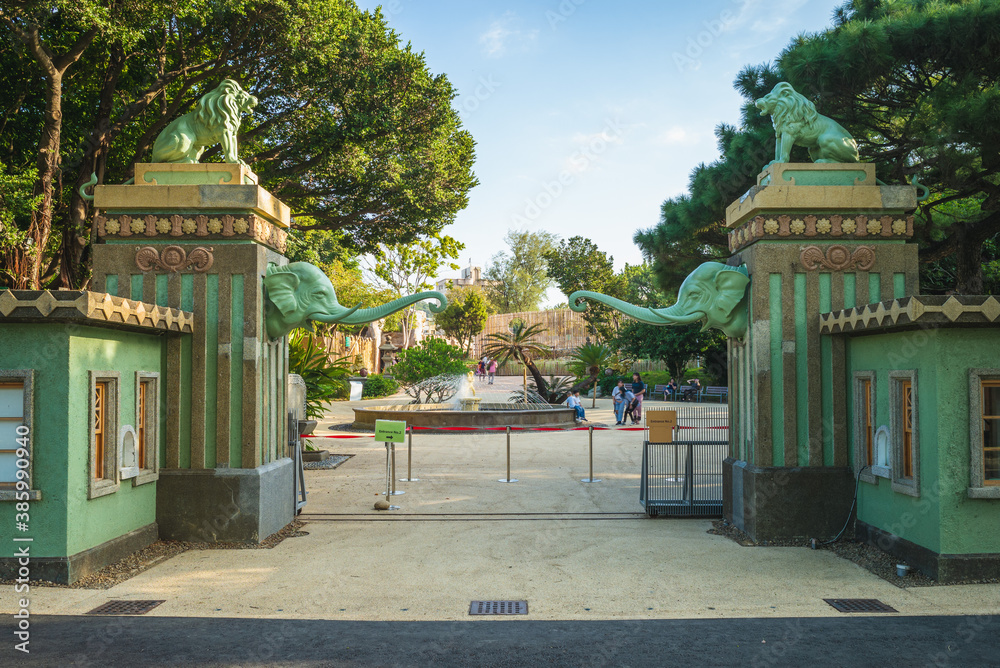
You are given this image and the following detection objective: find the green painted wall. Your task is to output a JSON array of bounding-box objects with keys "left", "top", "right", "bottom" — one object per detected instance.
[
  {"left": 931, "top": 329, "right": 1000, "bottom": 554},
  {"left": 0, "top": 324, "right": 165, "bottom": 559},
  {"left": 65, "top": 329, "right": 163, "bottom": 556},
  {"left": 0, "top": 325, "right": 71, "bottom": 558},
  {"left": 846, "top": 328, "right": 1000, "bottom": 556}
]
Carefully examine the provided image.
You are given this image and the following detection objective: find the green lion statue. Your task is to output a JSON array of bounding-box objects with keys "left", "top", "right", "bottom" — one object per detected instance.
[{"left": 151, "top": 79, "right": 258, "bottom": 165}]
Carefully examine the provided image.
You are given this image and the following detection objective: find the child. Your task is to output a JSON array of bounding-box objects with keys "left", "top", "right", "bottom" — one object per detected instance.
[
  {"left": 623, "top": 387, "right": 638, "bottom": 424},
  {"left": 611, "top": 379, "right": 627, "bottom": 425},
  {"left": 566, "top": 390, "right": 586, "bottom": 422}
]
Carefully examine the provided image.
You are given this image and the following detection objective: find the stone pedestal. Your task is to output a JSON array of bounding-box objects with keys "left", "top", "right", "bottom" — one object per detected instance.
[
  {"left": 92, "top": 163, "right": 294, "bottom": 543},
  {"left": 723, "top": 163, "right": 920, "bottom": 541}
]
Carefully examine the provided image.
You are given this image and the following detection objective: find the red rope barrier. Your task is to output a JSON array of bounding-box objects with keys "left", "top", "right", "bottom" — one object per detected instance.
[{"left": 301, "top": 424, "right": 727, "bottom": 438}]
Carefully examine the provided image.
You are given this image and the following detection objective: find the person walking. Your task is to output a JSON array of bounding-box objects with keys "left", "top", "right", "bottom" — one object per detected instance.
[
  {"left": 611, "top": 379, "right": 627, "bottom": 425},
  {"left": 488, "top": 358, "right": 497, "bottom": 385},
  {"left": 566, "top": 390, "right": 586, "bottom": 422},
  {"left": 631, "top": 372, "right": 646, "bottom": 422}
]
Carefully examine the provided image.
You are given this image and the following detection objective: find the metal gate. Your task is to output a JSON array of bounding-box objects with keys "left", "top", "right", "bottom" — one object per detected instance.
[{"left": 640, "top": 404, "right": 728, "bottom": 517}]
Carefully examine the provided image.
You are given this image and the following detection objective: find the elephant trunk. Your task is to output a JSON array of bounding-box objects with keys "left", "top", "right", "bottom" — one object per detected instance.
[
  {"left": 651, "top": 302, "right": 704, "bottom": 325},
  {"left": 309, "top": 291, "right": 447, "bottom": 326},
  {"left": 568, "top": 290, "right": 703, "bottom": 327}
]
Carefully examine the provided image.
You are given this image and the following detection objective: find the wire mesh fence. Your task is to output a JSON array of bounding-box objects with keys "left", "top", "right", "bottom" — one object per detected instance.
[{"left": 640, "top": 404, "right": 728, "bottom": 517}]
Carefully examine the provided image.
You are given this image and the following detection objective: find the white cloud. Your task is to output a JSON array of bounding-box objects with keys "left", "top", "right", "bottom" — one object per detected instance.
[
  {"left": 479, "top": 12, "right": 538, "bottom": 58},
  {"left": 653, "top": 126, "right": 704, "bottom": 147}
]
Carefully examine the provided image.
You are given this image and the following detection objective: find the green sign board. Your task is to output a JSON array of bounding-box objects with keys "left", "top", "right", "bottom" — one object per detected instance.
[{"left": 374, "top": 419, "right": 406, "bottom": 443}]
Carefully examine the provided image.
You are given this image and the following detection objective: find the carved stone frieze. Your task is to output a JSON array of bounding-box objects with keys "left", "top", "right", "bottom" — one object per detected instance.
[
  {"left": 799, "top": 245, "right": 875, "bottom": 271},
  {"left": 728, "top": 214, "right": 913, "bottom": 252},
  {"left": 96, "top": 212, "right": 287, "bottom": 253},
  {"left": 135, "top": 245, "right": 215, "bottom": 273}
]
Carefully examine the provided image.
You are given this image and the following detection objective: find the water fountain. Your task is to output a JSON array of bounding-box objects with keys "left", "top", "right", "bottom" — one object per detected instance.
[{"left": 352, "top": 373, "right": 576, "bottom": 429}]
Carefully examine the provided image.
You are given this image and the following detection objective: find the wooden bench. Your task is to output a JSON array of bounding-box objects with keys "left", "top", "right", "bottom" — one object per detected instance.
[{"left": 702, "top": 386, "right": 728, "bottom": 402}]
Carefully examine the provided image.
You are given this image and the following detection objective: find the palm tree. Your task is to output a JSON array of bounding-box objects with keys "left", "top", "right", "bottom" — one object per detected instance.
[
  {"left": 483, "top": 321, "right": 551, "bottom": 400},
  {"left": 569, "top": 343, "right": 614, "bottom": 407}
]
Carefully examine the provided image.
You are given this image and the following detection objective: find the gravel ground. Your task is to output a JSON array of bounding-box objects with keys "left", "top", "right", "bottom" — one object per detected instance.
[
  {"left": 706, "top": 519, "right": 1000, "bottom": 588},
  {"left": 304, "top": 454, "right": 352, "bottom": 469},
  {"left": 2, "top": 520, "right": 309, "bottom": 590}
]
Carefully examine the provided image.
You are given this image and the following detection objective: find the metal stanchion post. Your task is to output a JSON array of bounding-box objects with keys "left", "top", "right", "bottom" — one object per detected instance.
[
  {"left": 383, "top": 443, "right": 400, "bottom": 510},
  {"left": 399, "top": 428, "right": 419, "bottom": 482},
  {"left": 498, "top": 425, "right": 517, "bottom": 483},
  {"left": 581, "top": 425, "right": 601, "bottom": 483},
  {"left": 389, "top": 443, "right": 404, "bottom": 495}
]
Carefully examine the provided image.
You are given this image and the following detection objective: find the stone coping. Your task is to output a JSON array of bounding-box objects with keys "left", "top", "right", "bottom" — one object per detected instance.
[
  {"left": 133, "top": 162, "right": 258, "bottom": 186},
  {"left": 819, "top": 295, "right": 1000, "bottom": 334},
  {"left": 756, "top": 162, "right": 877, "bottom": 187},
  {"left": 726, "top": 176, "right": 917, "bottom": 229},
  {"left": 94, "top": 183, "right": 290, "bottom": 227},
  {"left": 728, "top": 213, "right": 914, "bottom": 253},
  {"left": 353, "top": 404, "right": 578, "bottom": 429},
  {"left": 0, "top": 290, "right": 194, "bottom": 334}
]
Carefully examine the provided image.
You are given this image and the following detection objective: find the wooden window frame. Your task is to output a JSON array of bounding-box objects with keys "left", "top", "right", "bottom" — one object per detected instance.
[
  {"left": 968, "top": 369, "right": 1000, "bottom": 499},
  {"left": 852, "top": 370, "right": 878, "bottom": 485},
  {"left": 889, "top": 370, "right": 919, "bottom": 497},
  {"left": 89, "top": 371, "right": 120, "bottom": 499},
  {"left": 133, "top": 371, "right": 160, "bottom": 486},
  {"left": 0, "top": 370, "right": 37, "bottom": 502}
]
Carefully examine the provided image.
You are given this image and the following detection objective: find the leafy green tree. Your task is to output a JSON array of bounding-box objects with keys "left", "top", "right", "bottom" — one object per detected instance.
[
  {"left": 483, "top": 230, "right": 558, "bottom": 312},
  {"left": 483, "top": 320, "right": 551, "bottom": 398},
  {"left": 545, "top": 236, "right": 626, "bottom": 341},
  {"left": 777, "top": 0, "right": 1000, "bottom": 293},
  {"left": 391, "top": 338, "right": 469, "bottom": 404},
  {"left": 0, "top": 1, "right": 477, "bottom": 288},
  {"left": 0, "top": 163, "right": 41, "bottom": 284},
  {"left": 610, "top": 264, "right": 725, "bottom": 380},
  {"left": 371, "top": 234, "right": 463, "bottom": 343},
  {"left": 568, "top": 342, "right": 615, "bottom": 407},
  {"left": 0, "top": 0, "right": 175, "bottom": 288},
  {"left": 636, "top": 0, "right": 1000, "bottom": 295},
  {"left": 435, "top": 288, "right": 489, "bottom": 355}
]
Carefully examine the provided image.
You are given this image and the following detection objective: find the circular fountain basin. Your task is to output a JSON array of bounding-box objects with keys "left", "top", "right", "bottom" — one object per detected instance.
[{"left": 353, "top": 403, "right": 577, "bottom": 430}]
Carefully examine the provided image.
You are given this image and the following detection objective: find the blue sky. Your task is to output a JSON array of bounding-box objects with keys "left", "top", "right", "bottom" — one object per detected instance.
[{"left": 357, "top": 0, "right": 844, "bottom": 302}]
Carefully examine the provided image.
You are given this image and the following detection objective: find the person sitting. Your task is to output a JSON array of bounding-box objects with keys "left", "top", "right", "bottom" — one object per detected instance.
[
  {"left": 566, "top": 390, "right": 587, "bottom": 422},
  {"left": 666, "top": 378, "right": 678, "bottom": 401},
  {"left": 683, "top": 378, "right": 702, "bottom": 401}
]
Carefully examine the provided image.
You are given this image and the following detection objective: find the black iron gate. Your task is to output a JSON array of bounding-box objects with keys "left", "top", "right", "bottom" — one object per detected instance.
[{"left": 640, "top": 404, "right": 728, "bottom": 517}]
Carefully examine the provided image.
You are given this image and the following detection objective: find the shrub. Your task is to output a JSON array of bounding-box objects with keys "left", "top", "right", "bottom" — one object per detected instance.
[
  {"left": 682, "top": 367, "right": 724, "bottom": 387},
  {"left": 362, "top": 374, "right": 399, "bottom": 398},
  {"left": 392, "top": 338, "right": 470, "bottom": 403},
  {"left": 288, "top": 330, "right": 350, "bottom": 419}
]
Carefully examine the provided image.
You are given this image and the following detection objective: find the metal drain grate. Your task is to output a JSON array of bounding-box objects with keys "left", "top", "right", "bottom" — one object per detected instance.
[
  {"left": 824, "top": 598, "right": 898, "bottom": 613},
  {"left": 469, "top": 600, "right": 528, "bottom": 615},
  {"left": 86, "top": 600, "right": 165, "bottom": 615}
]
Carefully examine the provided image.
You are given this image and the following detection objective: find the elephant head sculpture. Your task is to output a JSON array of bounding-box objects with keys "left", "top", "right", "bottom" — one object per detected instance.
[
  {"left": 569, "top": 262, "right": 750, "bottom": 339},
  {"left": 262, "top": 262, "right": 447, "bottom": 340}
]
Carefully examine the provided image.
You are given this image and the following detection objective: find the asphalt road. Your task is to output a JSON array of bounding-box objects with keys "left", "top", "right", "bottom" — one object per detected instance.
[{"left": 4, "top": 614, "right": 998, "bottom": 667}]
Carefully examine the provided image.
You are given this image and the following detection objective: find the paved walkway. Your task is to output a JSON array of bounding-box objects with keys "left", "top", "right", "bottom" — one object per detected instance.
[{"left": 2, "top": 387, "right": 998, "bottom": 664}]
